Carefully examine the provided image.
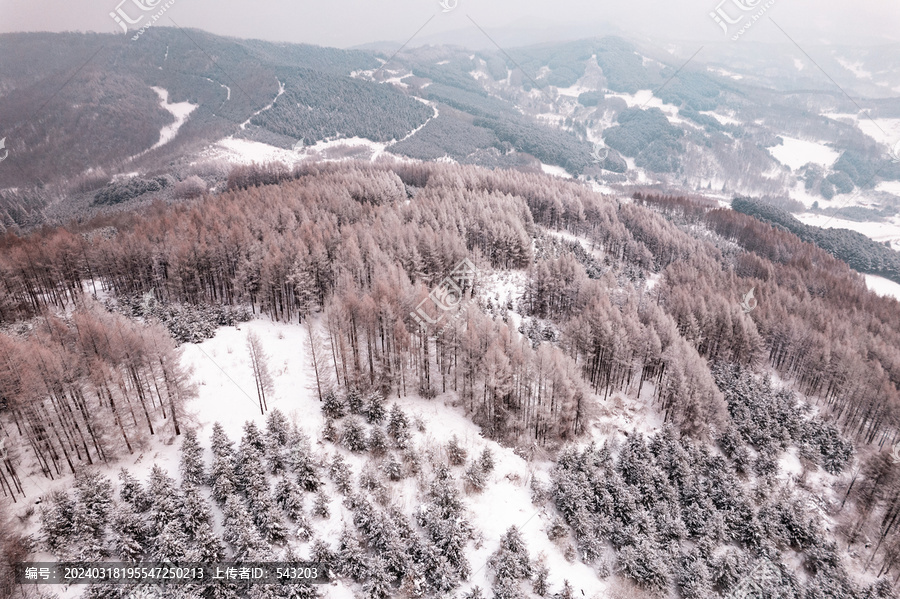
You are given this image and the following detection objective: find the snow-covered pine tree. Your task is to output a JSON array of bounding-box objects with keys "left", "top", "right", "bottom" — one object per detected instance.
[
  {"left": 288, "top": 431, "right": 322, "bottom": 492},
  {"left": 362, "top": 554, "right": 392, "bottom": 599},
  {"left": 146, "top": 466, "right": 183, "bottom": 537},
  {"left": 313, "top": 491, "right": 330, "bottom": 519},
  {"left": 180, "top": 484, "right": 213, "bottom": 538},
  {"left": 209, "top": 423, "right": 238, "bottom": 504},
  {"left": 383, "top": 455, "right": 404, "bottom": 481},
  {"left": 364, "top": 391, "right": 386, "bottom": 424},
  {"left": 387, "top": 404, "right": 411, "bottom": 449},
  {"left": 189, "top": 521, "right": 226, "bottom": 562},
  {"left": 179, "top": 429, "right": 205, "bottom": 487},
  {"left": 341, "top": 416, "right": 369, "bottom": 452},
  {"left": 346, "top": 387, "right": 364, "bottom": 415},
  {"left": 329, "top": 453, "right": 352, "bottom": 494},
  {"left": 368, "top": 426, "right": 388, "bottom": 456},
  {"left": 110, "top": 503, "right": 148, "bottom": 562},
  {"left": 153, "top": 521, "right": 189, "bottom": 561},
  {"left": 322, "top": 390, "right": 346, "bottom": 419},
  {"left": 118, "top": 469, "right": 152, "bottom": 512},
  {"left": 488, "top": 526, "right": 533, "bottom": 588},
  {"left": 337, "top": 527, "right": 368, "bottom": 581},
  {"left": 222, "top": 495, "right": 268, "bottom": 560},
  {"left": 478, "top": 447, "right": 495, "bottom": 473},
  {"left": 265, "top": 408, "right": 291, "bottom": 473},
  {"left": 464, "top": 462, "right": 486, "bottom": 493},
  {"left": 446, "top": 436, "right": 467, "bottom": 466},
  {"left": 73, "top": 469, "right": 114, "bottom": 540}
]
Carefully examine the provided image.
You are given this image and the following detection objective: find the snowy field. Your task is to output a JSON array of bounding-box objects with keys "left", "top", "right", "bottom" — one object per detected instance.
[
  {"left": 149, "top": 87, "right": 197, "bottom": 150},
  {"left": 768, "top": 137, "right": 839, "bottom": 171},
  {"left": 864, "top": 274, "right": 900, "bottom": 301}
]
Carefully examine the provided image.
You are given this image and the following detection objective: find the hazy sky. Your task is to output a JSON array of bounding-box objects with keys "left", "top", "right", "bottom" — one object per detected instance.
[{"left": 1, "top": 0, "right": 898, "bottom": 49}]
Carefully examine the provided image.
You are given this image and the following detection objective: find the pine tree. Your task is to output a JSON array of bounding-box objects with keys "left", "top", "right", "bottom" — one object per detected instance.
[
  {"left": 362, "top": 555, "right": 393, "bottom": 599},
  {"left": 447, "top": 436, "right": 467, "bottom": 466},
  {"left": 330, "top": 454, "right": 352, "bottom": 494},
  {"left": 189, "top": 522, "right": 226, "bottom": 562},
  {"left": 322, "top": 390, "right": 346, "bottom": 419},
  {"left": 323, "top": 418, "right": 337, "bottom": 442},
  {"left": 384, "top": 455, "right": 404, "bottom": 481},
  {"left": 346, "top": 387, "right": 364, "bottom": 415},
  {"left": 118, "top": 469, "right": 151, "bottom": 512},
  {"left": 313, "top": 491, "right": 330, "bottom": 519},
  {"left": 209, "top": 423, "right": 238, "bottom": 504},
  {"left": 341, "top": 417, "right": 369, "bottom": 452},
  {"left": 387, "top": 404, "right": 411, "bottom": 449},
  {"left": 489, "top": 526, "right": 532, "bottom": 585},
  {"left": 180, "top": 485, "right": 212, "bottom": 538},
  {"left": 179, "top": 429, "right": 205, "bottom": 487},
  {"left": 364, "top": 391, "right": 386, "bottom": 424},
  {"left": 288, "top": 432, "right": 322, "bottom": 492},
  {"left": 146, "top": 466, "right": 183, "bottom": 537},
  {"left": 337, "top": 527, "right": 368, "bottom": 581},
  {"left": 222, "top": 495, "right": 267, "bottom": 560},
  {"left": 73, "top": 469, "right": 114, "bottom": 539},
  {"left": 110, "top": 503, "right": 147, "bottom": 562},
  {"left": 368, "top": 426, "right": 388, "bottom": 456},
  {"left": 40, "top": 491, "right": 74, "bottom": 554},
  {"left": 265, "top": 409, "right": 291, "bottom": 473},
  {"left": 479, "top": 447, "right": 495, "bottom": 473},
  {"left": 153, "top": 521, "right": 189, "bottom": 561}
]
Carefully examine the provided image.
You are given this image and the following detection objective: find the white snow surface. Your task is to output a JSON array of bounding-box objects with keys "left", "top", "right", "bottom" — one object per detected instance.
[
  {"left": 149, "top": 86, "right": 197, "bottom": 149},
  {"left": 864, "top": 274, "right": 900, "bottom": 301},
  {"left": 768, "top": 137, "right": 839, "bottom": 170}
]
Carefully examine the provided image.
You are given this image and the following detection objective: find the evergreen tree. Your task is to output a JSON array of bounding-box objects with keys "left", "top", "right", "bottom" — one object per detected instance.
[
  {"left": 222, "top": 495, "right": 267, "bottom": 560},
  {"left": 179, "top": 429, "right": 206, "bottom": 487},
  {"left": 118, "top": 469, "right": 151, "bottom": 512},
  {"left": 346, "top": 387, "right": 364, "bottom": 415},
  {"left": 368, "top": 426, "right": 388, "bottom": 456},
  {"left": 313, "top": 491, "right": 330, "bottom": 519},
  {"left": 73, "top": 469, "right": 114, "bottom": 539},
  {"left": 364, "top": 391, "right": 386, "bottom": 424},
  {"left": 322, "top": 390, "right": 346, "bottom": 419},
  {"left": 341, "top": 417, "right": 369, "bottom": 452},
  {"left": 387, "top": 404, "right": 411, "bottom": 449},
  {"left": 447, "top": 436, "right": 468, "bottom": 466},
  {"left": 209, "top": 423, "right": 238, "bottom": 504},
  {"left": 146, "top": 466, "right": 183, "bottom": 537},
  {"left": 330, "top": 453, "right": 352, "bottom": 494},
  {"left": 110, "top": 503, "right": 147, "bottom": 562}
]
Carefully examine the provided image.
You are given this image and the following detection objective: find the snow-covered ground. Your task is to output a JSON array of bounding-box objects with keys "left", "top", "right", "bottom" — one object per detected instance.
[
  {"left": 864, "top": 274, "right": 900, "bottom": 301},
  {"left": 768, "top": 137, "right": 839, "bottom": 170},
  {"left": 150, "top": 87, "right": 197, "bottom": 149},
  {"left": 795, "top": 212, "right": 900, "bottom": 248}
]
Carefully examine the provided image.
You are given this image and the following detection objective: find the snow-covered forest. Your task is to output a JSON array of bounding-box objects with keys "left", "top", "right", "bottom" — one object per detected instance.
[{"left": 2, "top": 160, "right": 900, "bottom": 598}]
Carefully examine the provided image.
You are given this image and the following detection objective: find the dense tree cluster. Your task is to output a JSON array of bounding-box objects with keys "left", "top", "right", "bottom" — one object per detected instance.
[
  {"left": 0, "top": 305, "right": 189, "bottom": 500},
  {"left": 552, "top": 430, "right": 892, "bottom": 598},
  {"left": 732, "top": 196, "right": 900, "bottom": 284}
]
